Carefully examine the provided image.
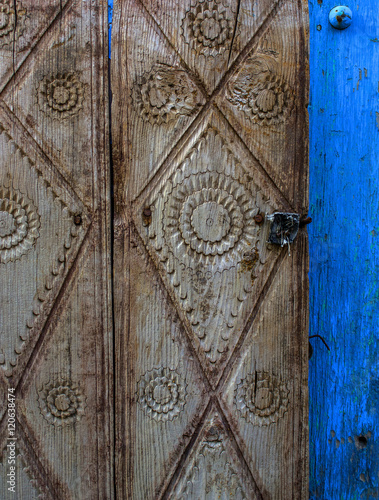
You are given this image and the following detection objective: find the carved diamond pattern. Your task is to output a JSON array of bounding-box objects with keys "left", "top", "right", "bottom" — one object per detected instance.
[
  {"left": 127, "top": 3, "right": 299, "bottom": 493},
  {"left": 135, "top": 117, "right": 281, "bottom": 385},
  {"left": 0, "top": 122, "right": 88, "bottom": 383},
  {"left": 0, "top": 2, "right": 107, "bottom": 498}
]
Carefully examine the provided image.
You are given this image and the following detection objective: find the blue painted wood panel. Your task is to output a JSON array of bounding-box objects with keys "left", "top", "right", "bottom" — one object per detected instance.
[{"left": 308, "top": 1, "right": 379, "bottom": 498}]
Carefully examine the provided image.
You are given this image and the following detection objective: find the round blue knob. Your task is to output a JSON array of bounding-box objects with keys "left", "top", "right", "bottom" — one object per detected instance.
[{"left": 329, "top": 6, "right": 353, "bottom": 30}]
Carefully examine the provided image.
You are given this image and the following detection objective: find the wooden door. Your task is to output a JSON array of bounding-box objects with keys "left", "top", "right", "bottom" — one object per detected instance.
[
  {"left": 0, "top": 2, "right": 112, "bottom": 499},
  {"left": 112, "top": 0, "right": 309, "bottom": 499}
]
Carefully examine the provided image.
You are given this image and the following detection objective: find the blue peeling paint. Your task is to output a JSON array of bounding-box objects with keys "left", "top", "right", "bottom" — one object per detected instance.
[
  {"left": 309, "top": 1, "right": 379, "bottom": 498},
  {"left": 108, "top": 0, "right": 113, "bottom": 59}
]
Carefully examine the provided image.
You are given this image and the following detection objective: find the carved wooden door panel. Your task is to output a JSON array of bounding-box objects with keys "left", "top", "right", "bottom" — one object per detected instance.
[
  {"left": 112, "top": 0, "right": 309, "bottom": 499},
  {"left": 0, "top": 2, "right": 112, "bottom": 499}
]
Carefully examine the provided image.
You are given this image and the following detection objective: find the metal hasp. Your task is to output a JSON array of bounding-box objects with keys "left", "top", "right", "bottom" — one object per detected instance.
[
  {"left": 329, "top": 6, "right": 353, "bottom": 30},
  {"left": 267, "top": 212, "right": 300, "bottom": 247}
]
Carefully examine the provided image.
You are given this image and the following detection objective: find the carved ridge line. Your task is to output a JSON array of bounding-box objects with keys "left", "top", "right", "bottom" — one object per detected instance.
[
  {"left": 15, "top": 414, "right": 66, "bottom": 500},
  {"left": 133, "top": 0, "right": 285, "bottom": 203},
  {"left": 9, "top": 219, "right": 94, "bottom": 393},
  {"left": 214, "top": 398, "right": 264, "bottom": 499},
  {"left": 210, "top": 0, "right": 283, "bottom": 97},
  {"left": 214, "top": 105, "right": 294, "bottom": 211},
  {"left": 139, "top": 0, "right": 283, "bottom": 101},
  {"left": 10, "top": 222, "right": 83, "bottom": 374},
  {"left": 159, "top": 400, "right": 212, "bottom": 500},
  {"left": 136, "top": 0, "right": 209, "bottom": 98},
  {"left": 227, "top": 0, "right": 242, "bottom": 66},
  {"left": 130, "top": 221, "right": 212, "bottom": 391},
  {"left": 0, "top": 417, "right": 56, "bottom": 500},
  {"left": 160, "top": 398, "right": 264, "bottom": 500},
  {"left": 0, "top": 0, "right": 75, "bottom": 96},
  {"left": 132, "top": 100, "right": 213, "bottom": 204},
  {"left": 0, "top": 100, "right": 85, "bottom": 213},
  {"left": 0, "top": 113, "right": 91, "bottom": 378},
  {"left": 216, "top": 245, "right": 288, "bottom": 392},
  {"left": 129, "top": 226, "right": 268, "bottom": 498},
  {"left": 0, "top": 121, "right": 65, "bottom": 207},
  {"left": 155, "top": 125, "right": 258, "bottom": 275},
  {"left": 128, "top": 226, "right": 269, "bottom": 498},
  {"left": 1, "top": 217, "right": 83, "bottom": 378}
]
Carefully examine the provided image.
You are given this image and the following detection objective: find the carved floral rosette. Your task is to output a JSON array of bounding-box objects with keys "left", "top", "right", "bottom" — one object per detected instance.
[
  {"left": 181, "top": 0, "right": 236, "bottom": 57},
  {"left": 144, "top": 126, "right": 268, "bottom": 367},
  {"left": 164, "top": 171, "right": 256, "bottom": 265},
  {"left": 0, "top": 186, "right": 40, "bottom": 264},
  {"left": 235, "top": 371, "right": 289, "bottom": 426},
  {"left": 38, "top": 379, "right": 85, "bottom": 427},
  {"left": 132, "top": 64, "right": 204, "bottom": 125},
  {"left": 226, "top": 56, "right": 295, "bottom": 126},
  {"left": 137, "top": 367, "right": 187, "bottom": 422},
  {"left": 0, "top": 0, "right": 27, "bottom": 48},
  {"left": 37, "top": 72, "right": 85, "bottom": 120}
]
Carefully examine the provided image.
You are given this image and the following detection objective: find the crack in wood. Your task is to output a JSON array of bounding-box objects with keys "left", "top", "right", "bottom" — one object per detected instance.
[{"left": 227, "top": 0, "right": 241, "bottom": 67}]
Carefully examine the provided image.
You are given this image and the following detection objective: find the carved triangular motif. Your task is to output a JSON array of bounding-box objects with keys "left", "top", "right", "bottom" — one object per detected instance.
[{"left": 170, "top": 406, "right": 261, "bottom": 499}]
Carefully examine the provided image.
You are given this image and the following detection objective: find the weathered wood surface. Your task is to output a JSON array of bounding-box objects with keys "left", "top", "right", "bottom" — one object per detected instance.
[
  {"left": 0, "top": 1, "right": 112, "bottom": 499},
  {"left": 308, "top": 1, "right": 379, "bottom": 498},
  {"left": 112, "top": 0, "right": 309, "bottom": 498}
]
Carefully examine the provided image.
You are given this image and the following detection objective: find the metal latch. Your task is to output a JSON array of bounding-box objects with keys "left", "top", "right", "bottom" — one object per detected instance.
[{"left": 267, "top": 212, "right": 300, "bottom": 254}]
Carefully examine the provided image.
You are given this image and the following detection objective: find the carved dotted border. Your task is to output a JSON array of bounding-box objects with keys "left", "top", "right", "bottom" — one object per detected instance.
[{"left": 0, "top": 124, "right": 85, "bottom": 377}]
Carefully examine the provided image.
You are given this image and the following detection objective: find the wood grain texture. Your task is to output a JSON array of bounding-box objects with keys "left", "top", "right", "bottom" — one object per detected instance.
[
  {"left": 0, "top": 1, "right": 112, "bottom": 499},
  {"left": 112, "top": 0, "right": 309, "bottom": 498},
  {"left": 308, "top": 1, "right": 379, "bottom": 498}
]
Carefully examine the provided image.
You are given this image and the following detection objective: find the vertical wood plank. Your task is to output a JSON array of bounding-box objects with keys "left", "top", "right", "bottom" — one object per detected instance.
[
  {"left": 113, "top": 0, "right": 309, "bottom": 498},
  {"left": 0, "top": 1, "right": 112, "bottom": 498},
  {"left": 309, "top": 1, "right": 379, "bottom": 498}
]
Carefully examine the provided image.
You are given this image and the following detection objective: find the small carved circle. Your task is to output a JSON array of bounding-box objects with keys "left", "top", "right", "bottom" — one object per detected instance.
[
  {"left": 137, "top": 368, "right": 187, "bottom": 422},
  {"left": 0, "top": 187, "right": 40, "bottom": 264},
  {"left": 37, "top": 72, "right": 85, "bottom": 120},
  {"left": 191, "top": 201, "right": 230, "bottom": 243},
  {"left": 0, "top": 0, "right": 26, "bottom": 48},
  {"left": 200, "top": 16, "right": 221, "bottom": 40},
  {"left": 54, "top": 393, "right": 71, "bottom": 412},
  {"left": 181, "top": 0, "right": 235, "bottom": 57},
  {"left": 164, "top": 173, "right": 255, "bottom": 262},
  {"left": 235, "top": 372, "right": 289, "bottom": 425},
  {"left": 38, "top": 380, "right": 85, "bottom": 427},
  {"left": 133, "top": 64, "right": 203, "bottom": 125}
]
